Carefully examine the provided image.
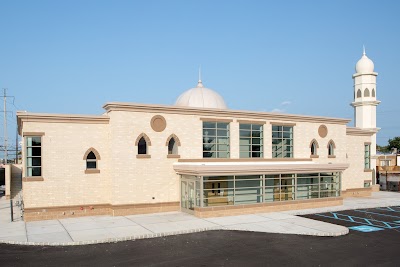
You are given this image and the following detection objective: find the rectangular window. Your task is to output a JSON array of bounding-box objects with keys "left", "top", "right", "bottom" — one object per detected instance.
[
  {"left": 364, "top": 144, "right": 371, "bottom": 169},
  {"left": 240, "top": 124, "right": 263, "bottom": 158},
  {"left": 203, "top": 122, "right": 230, "bottom": 158},
  {"left": 272, "top": 125, "right": 293, "bottom": 158},
  {"left": 26, "top": 136, "right": 42, "bottom": 177},
  {"left": 380, "top": 160, "right": 390, "bottom": 167}
]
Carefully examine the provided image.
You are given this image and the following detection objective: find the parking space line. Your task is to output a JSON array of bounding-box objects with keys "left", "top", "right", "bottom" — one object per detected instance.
[
  {"left": 353, "top": 209, "right": 400, "bottom": 219},
  {"left": 376, "top": 207, "right": 400, "bottom": 213},
  {"left": 314, "top": 212, "right": 400, "bottom": 229}
]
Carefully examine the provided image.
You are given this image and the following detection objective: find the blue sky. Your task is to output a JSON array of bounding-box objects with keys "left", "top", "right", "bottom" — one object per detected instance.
[{"left": 0, "top": 0, "right": 399, "bottom": 151}]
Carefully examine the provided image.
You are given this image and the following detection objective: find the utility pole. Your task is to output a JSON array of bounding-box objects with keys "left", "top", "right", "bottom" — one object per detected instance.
[
  {"left": 3, "top": 88, "right": 7, "bottom": 164},
  {"left": 1, "top": 88, "right": 15, "bottom": 164},
  {"left": 15, "top": 128, "right": 18, "bottom": 164}
]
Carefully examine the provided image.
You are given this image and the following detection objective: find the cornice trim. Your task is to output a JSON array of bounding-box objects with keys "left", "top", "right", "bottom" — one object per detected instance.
[
  {"left": 350, "top": 100, "right": 381, "bottom": 107},
  {"left": 352, "top": 72, "right": 378, "bottom": 78},
  {"left": 103, "top": 103, "right": 351, "bottom": 125},
  {"left": 17, "top": 112, "right": 109, "bottom": 135},
  {"left": 173, "top": 163, "right": 349, "bottom": 176},
  {"left": 346, "top": 127, "right": 379, "bottom": 136}
]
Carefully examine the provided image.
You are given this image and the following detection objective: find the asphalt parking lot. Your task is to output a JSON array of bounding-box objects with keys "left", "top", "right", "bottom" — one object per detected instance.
[
  {"left": 303, "top": 206, "right": 400, "bottom": 233},
  {"left": 1, "top": 207, "right": 399, "bottom": 267}
]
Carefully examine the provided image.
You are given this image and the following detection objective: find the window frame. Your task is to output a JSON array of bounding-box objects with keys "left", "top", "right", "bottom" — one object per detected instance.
[
  {"left": 83, "top": 148, "right": 101, "bottom": 174},
  {"left": 309, "top": 139, "right": 319, "bottom": 158},
  {"left": 272, "top": 125, "right": 294, "bottom": 158},
  {"left": 364, "top": 143, "right": 371, "bottom": 170},
  {"left": 202, "top": 121, "right": 230, "bottom": 158},
  {"left": 138, "top": 137, "right": 147, "bottom": 155},
  {"left": 166, "top": 134, "right": 181, "bottom": 158},
  {"left": 327, "top": 140, "right": 336, "bottom": 158},
  {"left": 86, "top": 152, "right": 97, "bottom": 169},
  {"left": 135, "top": 133, "right": 152, "bottom": 158},
  {"left": 22, "top": 132, "right": 45, "bottom": 182},
  {"left": 239, "top": 123, "right": 263, "bottom": 158}
]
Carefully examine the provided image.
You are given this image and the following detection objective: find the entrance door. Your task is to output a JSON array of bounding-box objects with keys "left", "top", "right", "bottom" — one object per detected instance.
[{"left": 181, "top": 180, "right": 195, "bottom": 214}]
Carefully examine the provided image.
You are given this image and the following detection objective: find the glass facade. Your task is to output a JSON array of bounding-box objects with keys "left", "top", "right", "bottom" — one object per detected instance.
[
  {"left": 181, "top": 172, "right": 341, "bottom": 209},
  {"left": 203, "top": 121, "right": 230, "bottom": 158},
  {"left": 239, "top": 124, "right": 263, "bottom": 158},
  {"left": 272, "top": 126, "right": 293, "bottom": 158}
]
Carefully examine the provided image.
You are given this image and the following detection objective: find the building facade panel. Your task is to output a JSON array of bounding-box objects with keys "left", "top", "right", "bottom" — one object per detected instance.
[{"left": 21, "top": 122, "right": 111, "bottom": 208}]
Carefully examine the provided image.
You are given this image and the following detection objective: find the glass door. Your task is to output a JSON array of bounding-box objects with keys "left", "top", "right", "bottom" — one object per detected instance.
[{"left": 181, "top": 179, "right": 195, "bottom": 214}]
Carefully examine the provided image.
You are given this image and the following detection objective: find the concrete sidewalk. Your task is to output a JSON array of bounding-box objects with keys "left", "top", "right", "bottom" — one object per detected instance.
[{"left": 0, "top": 191, "right": 398, "bottom": 246}]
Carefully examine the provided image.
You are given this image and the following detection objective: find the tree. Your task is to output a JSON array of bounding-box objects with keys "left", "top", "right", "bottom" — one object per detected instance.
[
  {"left": 377, "top": 144, "right": 389, "bottom": 153},
  {"left": 388, "top": 137, "right": 400, "bottom": 151}
]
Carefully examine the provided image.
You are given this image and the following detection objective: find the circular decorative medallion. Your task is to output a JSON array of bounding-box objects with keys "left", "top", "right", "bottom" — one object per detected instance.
[
  {"left": 151, "top": 115, "right": 167, "bottom": 132},
  {"left": 318, "top": 125, "right": 328, "bottom": 138}
]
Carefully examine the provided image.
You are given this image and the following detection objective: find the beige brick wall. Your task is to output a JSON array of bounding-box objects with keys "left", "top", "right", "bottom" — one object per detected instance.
[
  {"left": 108, "top": 111, "right": 202, "bottom": 205},
  {"left": 21, "top": 122, "right": 110, "bottom": 208},
  {"left": 342, "top": 135, "right": 373, "bottom": 190},
  {"left": 292, "top": 122, "right": 347, "bottom": 162},
  {"left": 19, "top": 110, "right": 372, "bottom": 210}
]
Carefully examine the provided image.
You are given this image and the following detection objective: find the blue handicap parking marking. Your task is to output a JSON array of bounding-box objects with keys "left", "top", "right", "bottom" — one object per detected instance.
[{"left": 348, "top": 225, "right": 384, "bottom": 232}]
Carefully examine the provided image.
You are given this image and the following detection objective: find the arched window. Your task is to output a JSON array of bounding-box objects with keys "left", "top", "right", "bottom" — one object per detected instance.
[
  {"left": 166, "top": 134, "right": 181, "bottom": 158},
  {"left": 372, "top": 88, "right": 376, "bottom": 97},
  {"left": 138, "top": 137, "right": 147, "bottom": 154},
  {"left": 83, "top": 147, "right": 101, "bottom": 173},
  {"left": 364, "top": 88, "right": 370, "bottom": 97},
  {"left": 311, "top": 142, "right": 317, "bottom": 155},
  {"left": 357, "top": 89, "right": 362, "bottom": 98},
  {"left": 135, "top": 133, "right": 151, "bottom": 157},
  {"left": 168, "top": 138, "right": 178, "bottom": 154},
  {"left": 309, "top": 139, "right": 319, "bottom": 157},
  {"left": 327, "top": 140, "right": 336, "bottom": 158},
  {"left": 86, "top": 152, "right": 97, "bottom": 169}
]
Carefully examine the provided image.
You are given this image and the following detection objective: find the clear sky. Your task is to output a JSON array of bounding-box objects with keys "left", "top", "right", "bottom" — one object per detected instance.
[{"left": 0, "top": 0, "right": 399, "bottom": 154}]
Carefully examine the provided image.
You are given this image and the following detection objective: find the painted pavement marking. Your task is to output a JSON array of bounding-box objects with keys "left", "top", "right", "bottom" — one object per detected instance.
[
  {"left": 353, "top": 209, "right": 400, "bottom": 219},
  {"left": 376, "top": 206, "right": 400, "bottom": 213},
  {"left": 314, "top": 212, "right": 400, "bottom": 229},
  {"left": 348, "top": 226, "right": 384, "bottom": 232}
]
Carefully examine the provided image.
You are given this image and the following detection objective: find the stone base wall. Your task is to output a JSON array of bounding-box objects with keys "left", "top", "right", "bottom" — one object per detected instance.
[
  {"left": 341, "top": 187, "right": 372, "bottom": 198},
  {"left": 371, "top": 184, "right": 380, "bottom": 192},
  {"left": 194, "top": 197, "right": 343, "bottom": 218},
  {"left": 112, "top": 202, "right": 180, "bottom": 216},
  {"left": 24, "top": 202, "right": 180, "bottom": 222}
]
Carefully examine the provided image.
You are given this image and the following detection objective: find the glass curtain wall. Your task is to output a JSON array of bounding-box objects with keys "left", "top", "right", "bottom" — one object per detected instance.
[
  {"left": 239, "top": 124, "right": 263, "bottom": 158},
  {"left": 203, "top": 122, "right": 230, "bottom": 158},
  {"left": 272, "top": 126, "right": 293, "bottom": 158},
  {"left": 199, "top": 172, "right": 340, "bottom": 207}
]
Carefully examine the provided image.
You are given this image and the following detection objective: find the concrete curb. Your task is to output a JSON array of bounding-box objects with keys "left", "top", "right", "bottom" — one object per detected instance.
[
  {"left": 0, "top": 226, "right": 223, "bottom": 246},
  {"left": 288, "top": 203, "right": 400, "bottom": 216},
  {"left": 0, "top": 222, "right": 349, "bottom": 247}
]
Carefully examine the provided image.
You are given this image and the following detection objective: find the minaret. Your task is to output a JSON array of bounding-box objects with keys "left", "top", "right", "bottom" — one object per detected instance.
[
  {"left": 351, "top": 47, "right": 380, "bottom": 129},
  {"left": 351, "top": 47, "right": 380, "bottom": 185}
]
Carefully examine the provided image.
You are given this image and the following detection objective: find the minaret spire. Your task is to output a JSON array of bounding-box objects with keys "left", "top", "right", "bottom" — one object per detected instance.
[
  {"left": 198, "top": 66, "right": 201, "bottom": 82},
  {"left": 197, "top": 66, "right": 204, "bottom": 88},
  {"left": 363, "top": 45, "right": 366, "bottom": 56}
]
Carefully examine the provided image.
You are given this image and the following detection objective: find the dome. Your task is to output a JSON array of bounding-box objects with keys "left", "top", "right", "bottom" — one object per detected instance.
[
  {"left": 175, "top": 80, "right": 227, "bottom": 109},
  {"left": 355, "top": 48, "right": 374, "bottom": 74}
]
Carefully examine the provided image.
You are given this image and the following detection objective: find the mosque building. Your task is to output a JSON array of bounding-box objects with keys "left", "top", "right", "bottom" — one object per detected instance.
[{"left": 16, "top": 50, "right": 380, "bottom": 221}]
